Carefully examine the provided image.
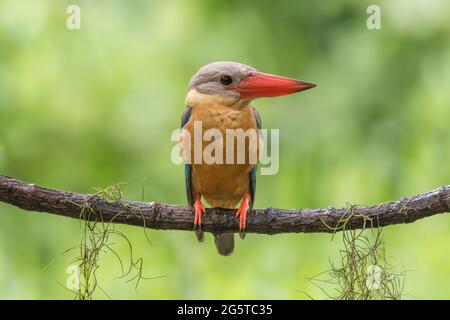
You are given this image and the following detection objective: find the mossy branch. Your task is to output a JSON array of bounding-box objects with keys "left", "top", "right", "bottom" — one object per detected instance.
[{"left": 1, "top": 175, "right": 449, "bottom": 234}]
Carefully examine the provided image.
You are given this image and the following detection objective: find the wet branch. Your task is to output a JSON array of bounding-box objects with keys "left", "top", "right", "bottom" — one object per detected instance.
[{"left": 0, "top": 175, "right": 449, "bottom": 234}]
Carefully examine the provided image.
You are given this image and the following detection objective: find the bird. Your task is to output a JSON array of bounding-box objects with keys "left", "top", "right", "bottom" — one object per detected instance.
[{"left": 179, "top": 61, "right": 316, "bottom": 256}]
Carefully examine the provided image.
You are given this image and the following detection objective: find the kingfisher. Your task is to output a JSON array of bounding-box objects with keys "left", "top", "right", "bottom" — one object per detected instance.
[{"left": 180, "top": 62, "right": 315, "bottom": 255}]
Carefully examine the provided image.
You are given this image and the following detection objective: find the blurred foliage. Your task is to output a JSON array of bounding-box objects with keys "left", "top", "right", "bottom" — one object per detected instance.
[{"left": 1, "top": 0, "right": 450, "bottom": 299}]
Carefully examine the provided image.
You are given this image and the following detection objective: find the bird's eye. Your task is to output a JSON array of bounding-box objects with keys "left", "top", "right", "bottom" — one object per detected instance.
[{"left": 220, "top": 75, "right": 233, "bottom": 85}]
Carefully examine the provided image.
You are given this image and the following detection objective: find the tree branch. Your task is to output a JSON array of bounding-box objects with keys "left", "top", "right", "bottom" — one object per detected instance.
[{"left": 0, "top": 175, "right": 449, "bottom": 234}]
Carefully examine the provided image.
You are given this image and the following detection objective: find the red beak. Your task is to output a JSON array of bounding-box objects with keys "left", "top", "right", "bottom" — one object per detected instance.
[{"left": 235, "top": 72, "right": 316, "bottom": 100}]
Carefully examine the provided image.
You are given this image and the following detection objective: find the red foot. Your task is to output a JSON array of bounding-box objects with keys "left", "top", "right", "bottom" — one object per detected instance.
[
  {"left": 236, "top": 193, "right": 251, "bottom": 231},
  {"left": 193, "top": 194, "right": 205, "bottom": 229}
]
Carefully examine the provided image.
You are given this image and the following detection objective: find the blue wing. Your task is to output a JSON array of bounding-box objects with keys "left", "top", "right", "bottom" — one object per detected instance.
[
  {"left": 249, "top": 107, "right": 262, "bottom": 209},
  {"left": 181, "top": 106, "right": 194, "bottom": 206}
]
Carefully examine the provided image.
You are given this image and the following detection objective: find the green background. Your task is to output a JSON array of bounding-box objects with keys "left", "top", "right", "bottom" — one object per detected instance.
[{"left": 1, "top": 0, "right": 450, "bottom": 299}]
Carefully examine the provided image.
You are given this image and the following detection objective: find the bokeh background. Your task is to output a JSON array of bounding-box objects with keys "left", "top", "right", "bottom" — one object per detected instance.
[{"left": 1, "top": 0, "right": 450, "bottom": 299}]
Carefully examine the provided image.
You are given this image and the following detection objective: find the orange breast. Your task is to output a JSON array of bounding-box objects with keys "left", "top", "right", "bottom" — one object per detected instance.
[{"left": 183, "top": 102, "right": 259, "bottom": 208}]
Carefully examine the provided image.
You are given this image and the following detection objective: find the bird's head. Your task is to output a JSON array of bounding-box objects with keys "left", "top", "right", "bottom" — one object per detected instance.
[{"left": 187, "top": 61, "right": 316, "bottom": 108}]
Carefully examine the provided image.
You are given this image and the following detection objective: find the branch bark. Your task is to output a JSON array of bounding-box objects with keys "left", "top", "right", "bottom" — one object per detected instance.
[{"left": 0, "top": 175, "right": 449, "bottom": 234}]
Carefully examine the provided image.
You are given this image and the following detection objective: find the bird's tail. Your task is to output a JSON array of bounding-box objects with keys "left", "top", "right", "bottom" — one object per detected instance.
[{"left": 214, "top": 233, "right": 234, "bottom": 256}]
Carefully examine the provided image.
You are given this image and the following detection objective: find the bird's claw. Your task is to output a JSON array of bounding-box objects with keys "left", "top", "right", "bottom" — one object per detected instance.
[
  {"left": 193, "top": 195, "right": 205, "bottom": 230},
  {"left": 235, "top": 205, "right": 248, "bottom": 232},
  {"left": 236, "top": 193, "right": 251, "bottom": 235}
]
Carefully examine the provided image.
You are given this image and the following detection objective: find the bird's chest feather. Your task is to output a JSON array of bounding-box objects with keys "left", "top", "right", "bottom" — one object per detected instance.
[
  {"left": 194, "top": 104, "right": 254, "bottom": 131},
  {"left": 184, "top": 101, "right": 259, "bottom": 206}
]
